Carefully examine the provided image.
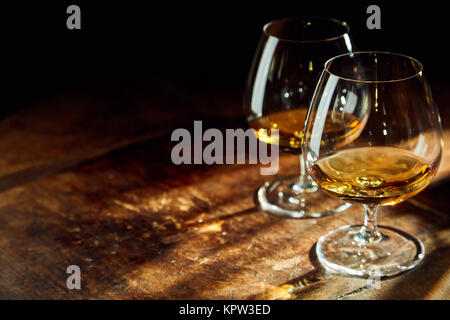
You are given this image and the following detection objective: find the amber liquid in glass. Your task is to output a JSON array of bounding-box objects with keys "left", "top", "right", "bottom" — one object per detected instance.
[
  {"left": 249, "top": 108, "right": 365, "bottom": 154},
  {"left": 311, "top": 146, "right": 434, "bottom": 205}
]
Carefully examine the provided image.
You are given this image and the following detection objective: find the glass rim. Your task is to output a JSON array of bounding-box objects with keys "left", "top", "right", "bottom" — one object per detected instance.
[
  {"left": 324, "top": 51, "right": 424, "bottom": 83},
  {"left": 263, "top": 16, "right": 350, "bottom": 43}
]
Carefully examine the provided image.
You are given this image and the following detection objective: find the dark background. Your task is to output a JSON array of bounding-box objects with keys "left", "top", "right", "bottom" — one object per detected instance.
[{"left": 3, "top": 0, "right": 448, "bottom": 116}]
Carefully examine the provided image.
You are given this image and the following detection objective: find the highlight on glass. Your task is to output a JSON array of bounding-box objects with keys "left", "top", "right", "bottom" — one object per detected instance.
[
  {"left": 303, "top": 51, "right": 443, "bottom": 277},
  {"left": 244, "top": 16, "right": 354, "bottom": 218}
]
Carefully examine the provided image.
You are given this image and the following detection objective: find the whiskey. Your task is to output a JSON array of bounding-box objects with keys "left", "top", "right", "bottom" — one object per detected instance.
[
  {"left": 249, "top": 108, "right": 365, "bottom": 154},
  {"left": 249, "top": 108, "right": 307, "bottom": 153},
  {"left": 311, "top": 146, "right": 434, "bottom": 205},
  {"left": 312, "top": 147, "right": 434, "bottom": 205}
]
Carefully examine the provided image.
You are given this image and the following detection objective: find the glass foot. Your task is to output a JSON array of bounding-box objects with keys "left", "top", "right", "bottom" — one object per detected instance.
[
  {"left": 256, "top": 176, "right": 351, "bottom": 219},
  {"left": 316, "top": 225, "right": 425, "bottom": 277}
]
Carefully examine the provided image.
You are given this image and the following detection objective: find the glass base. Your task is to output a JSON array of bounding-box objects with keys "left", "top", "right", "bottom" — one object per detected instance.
[
  {"left": 256, "top": 176, "right": 351, "bottom": 219},
  {"left": 316, "top": 225, "right": 425, "bottom": 277}
]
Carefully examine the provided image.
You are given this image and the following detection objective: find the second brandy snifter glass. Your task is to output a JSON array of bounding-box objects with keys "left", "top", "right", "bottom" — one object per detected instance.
[
  {"left": 244, "top": 16, "right": 356, "bottom": 218},
  {"left": 303, "top": 51, "right": 443, "bottom": 277}
]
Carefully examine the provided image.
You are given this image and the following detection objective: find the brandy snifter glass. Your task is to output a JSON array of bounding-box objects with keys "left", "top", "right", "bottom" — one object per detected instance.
[
  {"left": 303, "top": 51, "right": 443, "bottom": 277},
  {"left": 244, "top": 16, "right": 356, "bottom": 218}
]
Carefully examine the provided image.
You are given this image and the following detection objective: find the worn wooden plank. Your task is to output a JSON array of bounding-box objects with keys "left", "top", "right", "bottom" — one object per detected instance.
[
  {"left": 0, "top": 126, "right": 448, "bottom": 299},
  {"left": 0, "top": 81, "right": 449, "bottom": 299},
  {"left": 0, "top": 81, "right": 242, "bottom": 193}
]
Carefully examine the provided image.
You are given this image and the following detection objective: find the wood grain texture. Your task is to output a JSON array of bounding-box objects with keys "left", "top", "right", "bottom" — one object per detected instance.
[
  {"left": 0, "top": 81, "right": 242, "bottom": 192},
  {"left": 0, "top": 82, "right": 449, "bottom": 300}
]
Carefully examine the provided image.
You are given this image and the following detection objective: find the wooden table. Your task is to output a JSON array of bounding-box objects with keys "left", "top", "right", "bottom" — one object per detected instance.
[{"left": 0, "top": 79, "right": 449, "bottom": 299}]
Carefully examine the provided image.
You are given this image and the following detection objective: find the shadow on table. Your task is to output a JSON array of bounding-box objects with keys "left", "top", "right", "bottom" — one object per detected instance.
[
  {"left": 276, "top": 232, "right": 449, "bottom": 300},
  {"left": 376, "top": 246, "right": 450, "bottom": 299}
]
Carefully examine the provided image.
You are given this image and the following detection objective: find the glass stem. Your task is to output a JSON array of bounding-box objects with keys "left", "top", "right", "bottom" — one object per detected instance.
[
  {"left": 294, "top": 154, "right": 316, "bottom": 193},
  {"left": 298, "top": 153, "right": 306, "bottom": 186},
  {"left": 360, "top": 205, "right": 383, "bottom": 243}
]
